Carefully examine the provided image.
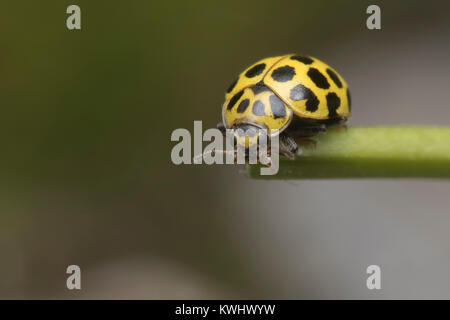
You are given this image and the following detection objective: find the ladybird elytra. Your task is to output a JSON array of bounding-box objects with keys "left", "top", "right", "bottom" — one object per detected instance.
[{"left": 223, "top": 54, "right": 350, "bottom": 130}]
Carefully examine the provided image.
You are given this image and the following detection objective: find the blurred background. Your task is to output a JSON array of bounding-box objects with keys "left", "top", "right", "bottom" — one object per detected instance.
[{"left": 0, "top": 0, "right": 449, "bottom": 299}]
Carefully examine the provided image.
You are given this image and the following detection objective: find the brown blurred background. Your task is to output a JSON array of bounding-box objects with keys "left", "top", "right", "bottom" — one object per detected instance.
[{"left": 0, "top": 0, "right": 449, "bottom": 299}]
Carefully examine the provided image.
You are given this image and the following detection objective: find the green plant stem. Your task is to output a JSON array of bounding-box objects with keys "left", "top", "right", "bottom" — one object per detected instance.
[{"left": 247, "top": 126, "right": 450, "bottom": 179}]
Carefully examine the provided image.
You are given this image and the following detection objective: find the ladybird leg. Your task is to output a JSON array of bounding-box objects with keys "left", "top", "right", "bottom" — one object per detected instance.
[
  {"left": 257, "top": 147, "right": 272, "bottom": 166},
  {"left": 279, "top": 132, "right": 298, "bottom": 160},
  {"left": 217, "top": 122, "right": 226, "bottom": 135},
  {"left": 262, "top": 157, "right": 272, "bottom": 167}
]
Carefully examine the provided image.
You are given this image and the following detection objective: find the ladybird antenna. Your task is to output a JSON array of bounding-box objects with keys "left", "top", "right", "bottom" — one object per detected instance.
[{"left": 193, "top": 149, "right": 235, "bottom": 164}]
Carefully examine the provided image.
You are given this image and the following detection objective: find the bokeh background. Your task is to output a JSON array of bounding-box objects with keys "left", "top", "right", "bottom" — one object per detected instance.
[{"left": 1, "top": 0, "right": 449, "bottom": 299}]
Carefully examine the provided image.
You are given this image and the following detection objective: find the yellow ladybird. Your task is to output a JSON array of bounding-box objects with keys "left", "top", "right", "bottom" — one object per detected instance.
[{"left": 219, "top": 54, "right": 351, "bottom": 159}]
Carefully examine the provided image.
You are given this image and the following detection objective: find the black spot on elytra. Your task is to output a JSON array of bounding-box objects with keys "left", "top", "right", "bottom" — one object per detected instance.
[
  {"left": 252, "top": 100, "right": 266, "bottom": 116},
  {"left": 245, "top": 63, "right": 266, "bottom": 78},
  {"left": 237, "top": 99, "right": 250, "bottom": 113},
  {"left": 270, "top": 95, "right": 286, "bottom": 119},
  {"left": 227, "top": 90, "right": 244, "bottom": 110},
  {"left": 290, "top": 55, "right": 314, "bottom": 65},
  {"left": 326, "top": 92, "right": 341, "bottom": 117},
  {"left": 347, "top": 88, "right": 352, "bottom": 112},
  {"left": 289, "top": 84, "right": 319, "bottom": 112},
  {"left": 326, "top": 69, "right": 342, "bottom": 88},
  {"left": 227, "top": 78, "right": 238, "bottom": 93},
  {"left": 250, "top": 82, "right": 271, "bottom": 95},
  {"left": 307, "top": 68, "right": 330, "bottom": 89},
  {"left": 271, "top": 65, "right": 295, "bottom": 82}
]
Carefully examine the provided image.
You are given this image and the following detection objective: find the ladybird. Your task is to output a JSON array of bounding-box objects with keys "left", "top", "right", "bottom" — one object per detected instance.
[{"left": 218, "top": 54, "right": 351, "bottom": 159}]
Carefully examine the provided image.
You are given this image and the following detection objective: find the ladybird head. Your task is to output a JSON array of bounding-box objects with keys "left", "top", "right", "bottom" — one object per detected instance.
[{"left": 231, "top": 123, "right": 269, "bottom": 152}]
